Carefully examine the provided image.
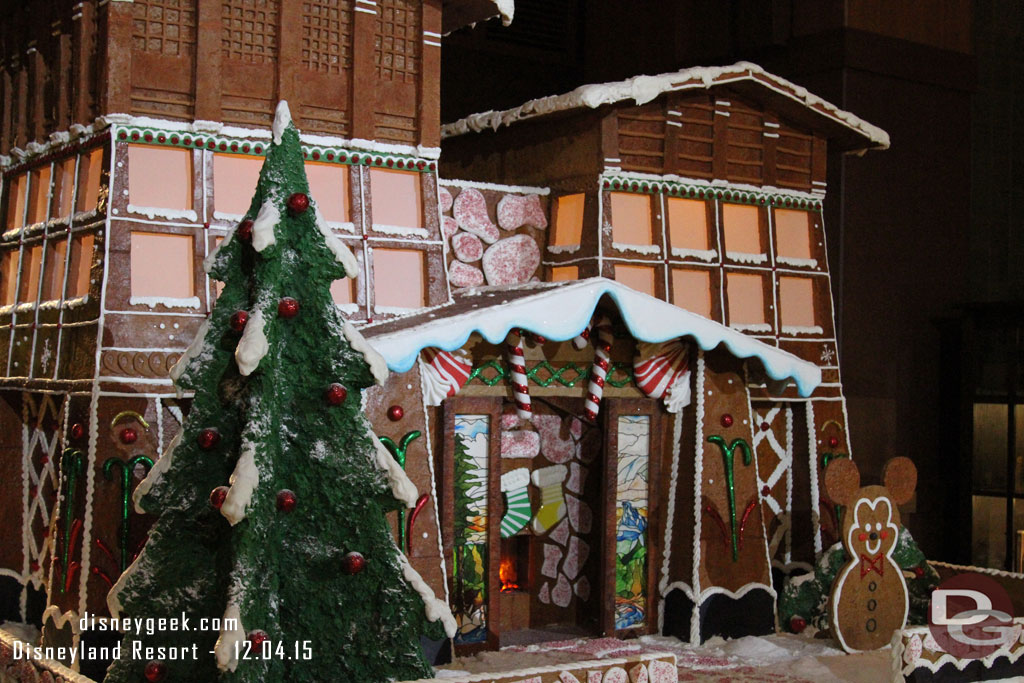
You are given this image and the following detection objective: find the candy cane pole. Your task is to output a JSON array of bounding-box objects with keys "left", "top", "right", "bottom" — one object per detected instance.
[
  {"left": 572, "top": 321, "right": 592, "bottom": 350},
  {"left": 506, "top": 328, "right": 532, "bottom": 420},
  {"left": 584, "top": 316, "right": 613, "bottom": 421}
]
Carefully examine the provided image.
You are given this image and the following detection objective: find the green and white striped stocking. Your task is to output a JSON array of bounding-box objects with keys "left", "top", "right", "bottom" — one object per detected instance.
[{"left": 500, "top": 468, "right": 532, "bottom": 538}]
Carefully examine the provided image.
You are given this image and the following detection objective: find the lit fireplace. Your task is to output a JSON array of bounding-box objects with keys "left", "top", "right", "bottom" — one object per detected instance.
[{"left": 499, "top": 536, "right": 528, "bottom": 593}]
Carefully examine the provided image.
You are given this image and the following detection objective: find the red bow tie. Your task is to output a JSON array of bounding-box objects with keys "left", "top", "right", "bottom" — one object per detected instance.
[{"left": 860, "top": 553, "right": 884, "bottom": 578}]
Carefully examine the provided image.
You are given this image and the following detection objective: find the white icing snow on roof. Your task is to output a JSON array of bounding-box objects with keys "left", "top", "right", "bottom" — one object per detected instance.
[
  {"left": 362, "top": 277, "right": 821, "bottom": 397},
  {"left": 441, "top": 61, "right": 889, "bottom": 150}
]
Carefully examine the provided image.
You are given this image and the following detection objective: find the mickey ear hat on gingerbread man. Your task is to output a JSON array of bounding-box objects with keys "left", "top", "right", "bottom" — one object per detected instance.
[{"left": 823, "top": 456, "right": 918, "bottom": 653}]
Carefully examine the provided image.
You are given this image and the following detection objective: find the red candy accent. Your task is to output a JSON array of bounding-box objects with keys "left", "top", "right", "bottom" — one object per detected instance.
[
  {"left": 789, "top": 616, "right": 807, "bottom": 633},
  {"left": 828, "top": 436, "right": 840, "bottom": 448},
  {"left": 278, "top": 297, "right": 300, "bottom": 318},
  {"left": 71, "top": 423, "right": 85, "bottom": 440},
  {"left": 119, "top": 427, "right": 138, "bottom": 445},
  {"left": 276, "top": 489, "right": 297, "bottom": 512},
  {"left": 287, "top": 192, "right": 310, "bottom": 214},
  {"left": 343, "top": 551, "right": 366, "bottom": 575},
  {"left": 144, "top": 661, "right": 167, "bottom": 682},
  {"left": 387, "top": 405, "right": 404, "bottom": 421},
  {"left": 761, "top": 485, "right": 771, "bottom": 496},
  {"left": 237, "top": 219, "right": 254, "bottom": 241},
  {"left": 720, "top": 414, "right": 734, "bottom": 428},
  {"left": 197, "top": 428, "right": 220, "bottom": 450},
  {"left": 760, "top": 422, "right": 770, "bottom": 432},
  {"left": 230, "top": 310, "right": 249, "bottom": 332},
  {"left": 209, "top": 486, "right": 229, "bottom": 509},
  {"left": 248, "top": 630, "right": 269, "bottom": 648},
  {"left": 325, "top": 383, "right": 348, "bottom": 405},
  {"left": 30, "top": 561, "right": 39, "bottom": 572},
  {"left": 913, "top": 566, "right": 925, "bottom": 578}
]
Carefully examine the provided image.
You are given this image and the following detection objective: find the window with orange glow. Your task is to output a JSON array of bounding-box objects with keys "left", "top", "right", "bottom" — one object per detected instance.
[
  {"left": 18, "top": 244, "right": 43, "bottom": 303},
  {"left": 722, "top": 204, "right": 763, "bottom": 259},
  {"left": 5, "top": 174, "right": 27, "bottom": 230},
  {"left": 331, "top": 277, "right": 356, "bottom": 306},
  {"left": 213, "top": 153, "right": 263, "bottom": 216},
  {"left": 726, "top": 272, "right": 767, "bottom": 327},
  {"left": 75, "top": 147, "right": 104, "bottom": 213},
  {"left": 551, "top": 194, "right": 585, "bottom": 247},
  {"left": 614, "top": 264, "right": 656, "bottom": 296},
  {"left": 550, "top": 266, "right": 579, "bottom": 282},
  {"left": 369, "top": 169, "right": 422, "bottom": 228},
  {"left": 128, "top": 145, "right": 192, "bottom": 212},
  {"left": 53, "top": 158, "right": 77, "bottom": 219},
  {"left": 67, "top": 233, "right": 95, "bottom": 298},
  {"left": 373, "top": 248, "right": 426, "bottom": 309},
  {"left": 0, "top": 250, "right": 19, "bottom": 305},
  {"left": 306, "top": 162, "right": 350, "bottom": 224},
  {"left": 667, "top": 198, "right": 710, "bottom": 255},
  {"left": 130, "top": 232, "right": 194, "bottom": 299},
  {"left": 42, "top": 237, "right": 69, "bottom": 301},
  {"left": 779, "top": 276, "right": 819, "bottom": 331},
  {"left": 671, "top": 268, "right": 713, "bottom": 318},
  {"left": 27, "top": 166, "right": 51, "bottom": 225},
  {"left": 774, "top": 209, "right": 815, "bottom": 266},
  {"left": 609, "top": 192, "right": 653, "bottom": 246}
]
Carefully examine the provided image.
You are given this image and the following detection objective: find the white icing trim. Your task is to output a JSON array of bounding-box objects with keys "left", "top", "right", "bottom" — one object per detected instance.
[
  {"left": 204, "top": 224, "right": 234, "bottom": 274},
  {"left": 370, "top": 427, "right": 419, "bottom": 507},
  {"left": 500, "top": 467, "right": 530, "bottom": 491},
  {"left": 547, "top": 243, "right": 581, "bottom": 254},
  {"left": 372, "top": 223, "right": 430, "bottom": 238},
  {"left": 927, "top": 560, "right": 1024, "bottom": 580},
  {"left": 343, "top": 321, "right": 389, "bottom": 385},
  {"left": 168, "top": 318, "right": 210, "bottom": 382},
  {"left": 234, "top": 309, "right": 269, "bottom": 376},
  {"left": 604, "top": 169, "right": 825, "bottom": 204},
  {"left": 725, "top": 251, "right": 767, "bottom": 264},
  {"left": 781, "top": 325, "right": 824, "bottom": 335},
  {"left": 132, "top": 432, "right": 181, "bottom": 513},
  {"left": 126, "top": 205, "right": 198, "bottom": 222},
  {"left": 690, "top": 349, "right": 706, "bottom": 643},
  {"left": 415, "top": 367, "right": 451, "bottom": 607},
  {"left": 212, "top": 210, "right": 245, "bottom": 222},
  {"left": 405, "top": 653, "right": 675, "bottom": 683},
  {"left": 252, "top": 198, "right": 280, "bottom": 252},
  {"left": 398, "top": 554, "right": 457, "bottom": 638},
  {"left": 219, "top": 446, "right": 258, "bottom": 526},
  {"left": 374, "top": 304, "right": 420, "bottom": 316},
  {"left": 612, "top": 242, "right": 661, "bottom": 255},
  {"left": 730, "top": 323, "right": 772, "bottom": 333},
  {"left": 440, "top": 178, "right": 550, "bottom": 196},
  {"left": 696, "top": 582, "right": 776, "bottom": 604},
  {"left": 128, "top": 295, "right": 201, "bottom": 309},
  {"left": 314, "top": 205, "right": 359, "bottom": 277},
  {"left": 272, "top": 100, "right": 291, "bottom": 146},
  {"left": 658, "top": 409, "right": 684, "bottom": 634},
  {"left": 807, "top": 401, "right": 822, "bottom": 556},
  {"left": 891, "top": 620, "right": 1024, "bottom": 677},
  {"left": 214, "top": 602, "right": 246, "bottom": 672},
  {"left": 776, "top": 255, "right": 818, "bottom": 268},
  {"left": 442, "top": 61, "right": 890, "bottom": 150},
  {"left": 671, "top": 247, "right": 717, "bottom": 261}
]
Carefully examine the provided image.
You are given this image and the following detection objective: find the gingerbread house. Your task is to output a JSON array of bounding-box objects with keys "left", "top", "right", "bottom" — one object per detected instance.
[{"left": 0, "top": 0, "right": 891, "bottom": 677}]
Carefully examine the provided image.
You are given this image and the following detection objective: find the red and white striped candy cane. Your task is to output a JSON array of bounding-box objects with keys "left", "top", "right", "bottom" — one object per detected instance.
[
  {"left": 572, "top": 321, "right": 592, "bottom": 350},
  {"left": 584, "top": 315, "right": 613, "bottom": 421},
  {"left": 505, "top": 328, "right": 532, "bottom": 420}
]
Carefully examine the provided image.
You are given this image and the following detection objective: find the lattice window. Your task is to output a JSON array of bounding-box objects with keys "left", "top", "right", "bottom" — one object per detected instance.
[
  {"left": 302, "top": 1, "right": 352, "bottom": 73},
  {"left": 132, "top": 0, "right": 197, "bottom": 56},
  {"left": 222, "top": 0, "right": 279, "bottom": 63},
  {"left": 374, "top": 0, "right": 419, "bottom": 82}
]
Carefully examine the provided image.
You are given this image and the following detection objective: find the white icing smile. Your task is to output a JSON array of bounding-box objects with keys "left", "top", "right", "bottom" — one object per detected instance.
[{"left": 866, "top": 538, "right": 881, "bottom": 555}]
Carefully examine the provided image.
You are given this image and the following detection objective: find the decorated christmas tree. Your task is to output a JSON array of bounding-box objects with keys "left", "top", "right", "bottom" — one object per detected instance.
[{"left": 104, "top": 101, "right": 454, "bottom": 683}]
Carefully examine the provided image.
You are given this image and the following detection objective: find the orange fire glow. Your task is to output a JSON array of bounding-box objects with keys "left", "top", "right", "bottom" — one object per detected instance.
[{"left": 499, "top": 556, "right": 521, "bottom": 593}]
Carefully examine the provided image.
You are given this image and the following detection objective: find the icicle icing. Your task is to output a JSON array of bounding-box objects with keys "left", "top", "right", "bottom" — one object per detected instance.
[
  {"left": 344, "top": 321, "right": 389, "bottom": 384},
  {"left": 132, "top": 432, "right": 181, "bottom": 513},
  {"left": 220, "top": 445, "right": 259, "bottom": 526},
  {"left": 314, "top": 205, "right": 359, "bottom": 277},
  {"left": 272, "top": 100, "right": 292, "bottom": 145},
  {"left": 251, "top": 198, "right": 280, "bottom": 252},
  {"left": 214, "top": 602, "right": 246, "bottom": 671},
  {"left": 235, "top": 309, "right": 269, "bottom": 376}
]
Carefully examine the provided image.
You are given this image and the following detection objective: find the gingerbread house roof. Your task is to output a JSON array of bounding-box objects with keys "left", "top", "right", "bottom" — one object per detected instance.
[
  {"left": 441, "top": 61, "right": 889, "bottom": 153},
  {"left": 360, "top": 277, "right": 822, "bottom": 396},
  {"left": 443, "top": 0, "right": 515, "bottom": 34}
]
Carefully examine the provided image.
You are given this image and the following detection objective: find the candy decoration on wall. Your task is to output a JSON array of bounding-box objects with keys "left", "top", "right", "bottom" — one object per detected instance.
[
  {"left": 419, "top": 347, "right": 472, "bottom": 406},
  {"left": 584, "top": 315, "right": 613, "bottom": 421},
  {"left": 499, "top": 468, "right": 532, "bottom": 537},
  {"left": 571, "top": 322, "right": 592, "bottom": 350},
  {"left": 633, "top": 339, "right": 691, "bottom": 412},
  {"left": 59, "top": 448, "right": 85, "bottom": 593},
  {"left": 505, "top": 328, "right": 532, "bottom": 420},
  {"left": 707, "top": 436, "right": 753, "bottom": 561},
  {"left": 531, "top": 464, "right": 568, "bottom": 534},
  {"left": 103, "top": 455, "right": 155, "bottom": 572},
  {"left": 379, "top": 431, "right": 422, "bottom": 550},
  {"left": 406, "top": 493, "right": 430, "bottom": 553}
]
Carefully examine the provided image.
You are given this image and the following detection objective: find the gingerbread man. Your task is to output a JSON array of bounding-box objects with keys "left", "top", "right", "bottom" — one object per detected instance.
[{"left": 823, "top": 456, "right": 917, "bottom": 652}]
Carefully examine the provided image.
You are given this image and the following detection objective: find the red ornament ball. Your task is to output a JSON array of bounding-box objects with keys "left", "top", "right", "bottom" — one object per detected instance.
[
  {"left": 387, "top": 405, "right": 404, "bottom": 421},
  {"left": 325, "top": 383, "right": 348, "bottom": 405},
  {"left": 230, "top": 310, "right": 249, "bottom": 332},
  {"left": 913, "top": 566, "right": 925, "bottom": 578},
  {"left": 197, "top": 428, "right": 220, "bottom": 450},
  {"left": 342, "top": 551, "right": 366, "bottom": 575},
  {"left": 828, "top": 436, "right": 840, "bottom": 448},
  {"left": 236, "top": 219, "right": 254, "bottom": 242},
  {"left": 278, "top": 297, "right": 300, "bottom": 319},
  {"left": 276, "top": 489, "right": 297, "bottom": 512},
  {"left": 119, "top": 427, "right": 138, "bottom": 445},
  {"left": 287, "top": 192, "right": 310, "bottom": 215},
  {"left": 248, "top": 630, "right": 269, "bottom": 648},
  {"left": 789, "top": 616, "right": 807, "bottom": 634},
  {"left": 720, "top": 414, "right": 734, "bottom": 428},
  {"left": 70, "top": 423, "right": 85, "bottom": 440},
  {"left": 144, "top": 660, "right": 167, "bottom": 682},
  {"left": 209, "top": 486, "right": 229, "bottom": 509},
  {"left": 760, "top": 422, "right": 771, "bottom": 432}
]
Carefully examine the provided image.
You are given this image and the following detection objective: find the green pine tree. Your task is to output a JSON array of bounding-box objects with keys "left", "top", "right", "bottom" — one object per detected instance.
[{"left": 104, "top": 102, "right": 452, "bottom": 683}]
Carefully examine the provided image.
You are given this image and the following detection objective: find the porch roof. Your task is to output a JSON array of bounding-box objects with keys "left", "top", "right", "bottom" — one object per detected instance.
[{"left": 359, "top": 278, "right": 821, "bottom": 397}]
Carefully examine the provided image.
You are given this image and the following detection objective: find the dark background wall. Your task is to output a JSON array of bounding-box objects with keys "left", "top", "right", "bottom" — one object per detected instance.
[{"left": 443, "top": 0, "right": 1022, "bottom": 563}]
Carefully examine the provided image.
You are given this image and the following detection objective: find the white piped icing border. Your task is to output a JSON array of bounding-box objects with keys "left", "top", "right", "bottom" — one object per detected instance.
[
  {"left": 689, "top": 349, "right": 706, "bottom": 643},
  {"left": 891, "top": 621, "right": 1024, "bottom": 678},
  {"left": 658, "top": 408, "right": 684, "bottom": 633}
]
